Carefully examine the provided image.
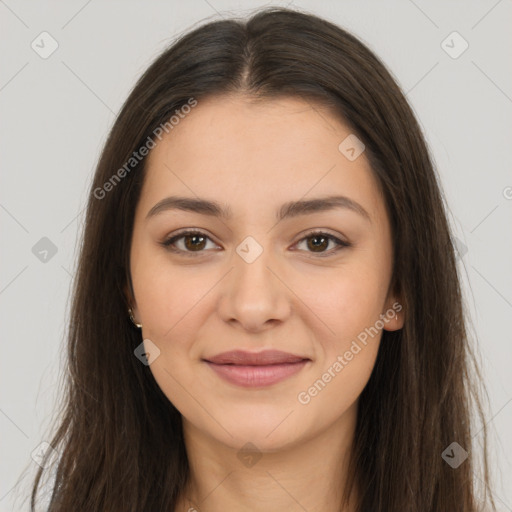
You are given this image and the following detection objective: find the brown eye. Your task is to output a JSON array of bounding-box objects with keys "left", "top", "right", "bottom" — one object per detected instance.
[
  {"left": 162, "top": 230, "right": 217, "bottom": 255},
  {"left": 295, "top": 231, "right": 350, "bottom": 256}
]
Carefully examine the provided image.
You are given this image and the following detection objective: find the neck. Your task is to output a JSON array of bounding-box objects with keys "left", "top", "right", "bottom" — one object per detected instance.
[{"left": 175, "top": 402, "right": 360, "bottom": 512}]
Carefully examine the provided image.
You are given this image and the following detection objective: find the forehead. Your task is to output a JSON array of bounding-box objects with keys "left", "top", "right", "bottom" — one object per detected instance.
[{"left": 139, "top": 94, "right": 386, "bottom": 226}]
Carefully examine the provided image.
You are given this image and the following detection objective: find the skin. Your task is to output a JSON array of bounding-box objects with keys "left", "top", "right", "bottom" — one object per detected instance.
[{"left": 127, "top": 94, "right": 404, "bottom": 512}]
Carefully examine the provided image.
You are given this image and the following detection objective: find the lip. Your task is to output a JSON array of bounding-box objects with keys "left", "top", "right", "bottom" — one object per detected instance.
[{"left": 203, "top": 350, "right": 310, "bottom": 388}]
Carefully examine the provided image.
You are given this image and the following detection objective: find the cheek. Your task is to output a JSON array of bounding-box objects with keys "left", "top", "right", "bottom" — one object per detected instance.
[
  {"left": 295, "top": 262, "right": 387, "bottom": 347},
  {"left": 132, "top": 259, "right": 207, "bottom": 412},
  {"left": 295, "top": 272, "right": 385, "bottom": 418},
  {"left": 131, "top": 251, "right": 218, "bottom": 403},
  {"left": 294, "top": 262, "right": 386, "bottom": 403},
  {"left": 131, "top": 248, "right": 209, "bottom": 338}
]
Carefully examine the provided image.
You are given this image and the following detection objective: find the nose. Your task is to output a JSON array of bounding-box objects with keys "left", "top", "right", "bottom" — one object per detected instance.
[{"left": 217, "top": 242, "right": 292, "bottom": 333}]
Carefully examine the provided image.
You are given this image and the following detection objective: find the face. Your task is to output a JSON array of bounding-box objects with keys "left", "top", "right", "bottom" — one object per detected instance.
[{"left": 128, "top": 94, "right": 403, "bottom": 452}]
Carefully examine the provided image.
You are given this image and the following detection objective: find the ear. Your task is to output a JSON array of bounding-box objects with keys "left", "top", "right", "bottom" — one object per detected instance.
[{"left": 382, "top": 285, "right": 404, "bottom": 332}]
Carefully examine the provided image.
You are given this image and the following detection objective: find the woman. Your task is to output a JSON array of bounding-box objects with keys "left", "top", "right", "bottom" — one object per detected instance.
[{"left": 31, "top": 6, "right": 496, "bottom": 511}]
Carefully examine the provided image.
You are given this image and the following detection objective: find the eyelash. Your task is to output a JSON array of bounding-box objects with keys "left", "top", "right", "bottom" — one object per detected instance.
[{"left": 160, "top": 229, "right": 351, "bottom": 258}]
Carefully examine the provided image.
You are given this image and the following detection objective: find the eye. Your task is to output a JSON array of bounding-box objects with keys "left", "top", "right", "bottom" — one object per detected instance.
[
  {"left": 161, "top": 230, "right": 219, "bottom": 256},
  {"left": 293, "top": 231, "right": 351, "bottom": 257}
]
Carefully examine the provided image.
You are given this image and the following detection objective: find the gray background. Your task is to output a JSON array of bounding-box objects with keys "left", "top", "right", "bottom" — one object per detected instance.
[{"left": 1, "top": 0, "right": 511, "bottom": 510}]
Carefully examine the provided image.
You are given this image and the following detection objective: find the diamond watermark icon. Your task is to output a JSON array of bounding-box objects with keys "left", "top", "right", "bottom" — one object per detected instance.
[
  {"left": 441, "top": 441, "right": 469, "bottom": 469},
  {"left": 32, "top": 237, "right": 58, "bottom": 263},
  {"left": 237, "top": 442, "right": 262, "bottom": 468},
  {"left": 134, "top": 339, "right": 161, "bottom": 366},
  {"left": 338, "top": 134, "right": 365, "bottom": 161},
  {"left": 236, "top": 236, "right": 263, "bottom": 264},
  {"left": 441, "top": 31, "right": 469, "bottom": 60},
  {"left": 31, "top": 31, "right": 59, "bottom": 59},
  {"left": 31, "top": 441, "right": 58, "bottom": 469}
]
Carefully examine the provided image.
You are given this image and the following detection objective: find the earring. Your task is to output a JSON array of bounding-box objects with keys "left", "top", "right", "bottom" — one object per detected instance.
[{"left": 128, "top": 308, "right": 142, "bottom": 329}]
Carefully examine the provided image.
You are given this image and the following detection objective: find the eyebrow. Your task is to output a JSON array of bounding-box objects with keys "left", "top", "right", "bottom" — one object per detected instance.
[{"left": 146, "top": 195, "right": 371, "bottom": 223}]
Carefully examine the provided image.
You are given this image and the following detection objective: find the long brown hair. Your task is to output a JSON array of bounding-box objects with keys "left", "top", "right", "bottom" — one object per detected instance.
[{"left": 27, "top": 6, "right": 496, "bottom": 511}]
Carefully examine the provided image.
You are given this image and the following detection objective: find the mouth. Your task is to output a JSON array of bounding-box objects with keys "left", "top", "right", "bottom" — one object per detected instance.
[{"left": 203, "top": 350, "right": 311, "bottom": 388}]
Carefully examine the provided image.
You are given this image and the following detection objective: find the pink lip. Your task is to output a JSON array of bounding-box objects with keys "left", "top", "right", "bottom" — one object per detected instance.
[{"left": 203, "top": 350, "right": 310, "bottom": 388}]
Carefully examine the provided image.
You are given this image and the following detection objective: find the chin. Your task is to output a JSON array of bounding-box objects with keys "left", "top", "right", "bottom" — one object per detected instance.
[{"left": 200, "top": 406, "right": 316, "bottom": 453}]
